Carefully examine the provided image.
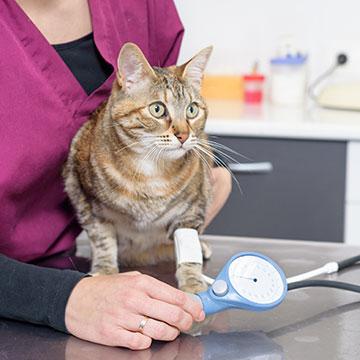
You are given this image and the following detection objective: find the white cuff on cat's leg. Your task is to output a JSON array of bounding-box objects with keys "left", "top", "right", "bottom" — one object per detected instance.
[{"left": 174, "top": 228, "right": 203, "bottom": 266}]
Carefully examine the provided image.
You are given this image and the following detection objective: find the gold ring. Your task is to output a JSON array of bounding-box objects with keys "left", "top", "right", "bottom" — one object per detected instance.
[{"left": 138, "top": 316, "right": 148, "bottom": 332}]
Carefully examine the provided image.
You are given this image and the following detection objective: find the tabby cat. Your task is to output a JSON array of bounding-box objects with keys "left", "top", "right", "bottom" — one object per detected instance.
[{"left": 63, "top": 43, "right": 213, "bottom": 293}]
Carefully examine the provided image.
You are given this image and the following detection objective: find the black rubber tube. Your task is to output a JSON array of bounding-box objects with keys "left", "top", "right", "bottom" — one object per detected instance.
[
  {"left": 288, "top": 280, "right": 360, "bottom": 293},
  {"left": 337, "top": 255, "right": 360, "bottom": 271}
]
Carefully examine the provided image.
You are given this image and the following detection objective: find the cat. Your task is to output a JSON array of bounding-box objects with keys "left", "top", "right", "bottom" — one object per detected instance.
[{"left": 63, "top": 43, "right": 213, "bottom": 293}]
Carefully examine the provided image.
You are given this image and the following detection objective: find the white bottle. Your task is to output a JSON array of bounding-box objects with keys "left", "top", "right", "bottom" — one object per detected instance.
[{"left": 270, "top": 53, "right": 308, "bottom": 106}]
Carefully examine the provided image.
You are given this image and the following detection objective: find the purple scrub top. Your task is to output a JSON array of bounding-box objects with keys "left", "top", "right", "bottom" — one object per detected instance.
[{"left": 0, "top": 0, "right": 184, "bottom": 266}]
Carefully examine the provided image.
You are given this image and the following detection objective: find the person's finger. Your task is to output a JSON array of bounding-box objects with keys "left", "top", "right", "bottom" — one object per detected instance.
[
  {"left": 121, "top": 314, "right": 180, "bottom": 341},
  {"left": 110, "top": 329, "right": 152, "bottom": 350},
  {"left": 138, "top": 297, "right": 194, "bottom": 332},
  {"left": 121, "top": 271, "right": 142, "bottom": 276},
  {"left": 134, "top": 275, "right": 205, "bottom": 321}
]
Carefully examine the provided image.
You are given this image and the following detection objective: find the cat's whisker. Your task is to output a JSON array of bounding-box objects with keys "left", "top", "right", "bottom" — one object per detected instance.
[
  {"left": 202, "top": 139, "right": 251, "bottom": 161},
  {"left": 114, "top": 140, "right": 143, "bottom": 155},
  {"left": 196, "top": 148, "right": 214, "bottom": 172},
  {"left": 152, "top": 147, "right": 164, "bottom": 171},
  {"left": 204, "top": 146, "right": 241, "bottom": 165},
  {"left": 194, "top": 144, "right": 243, "bottom": 195},
  {"left": 192, "top": 148, "right": 213, "bottom": 175},
  {"left": 197, "top": 139, "right": 250, "bottom": 163},
  {"left": 156, "top": 147, "right": 166, "bottom": 170},
  {"left": 194, "top": 144, "right": 222, "bottom": 171},
  {"left": 198, "top": 139, "right": 252, "bottom": 161},
  {"left": 198, "top": 143, "right": 250, "bottom": 173},
  {"left": 141, "top": 136, "right": 158, "bottom": 140},
  {"left": 143, "top": 145, "right": 158, "bottom": 163},
  {"left": 103, "top": 123, "right": 119, "bottom": 129},
  {"left": 131, "top": 145, "right": 158, "bottom": 183},
  {"left": 151, "top": 146, "right": 160, "bottom": 165},
  {"left": 147, "top": 146, "right": 160, "bottom": 165},
  {"left": 204, "top": 141, "right": 245, "bottom": 158},
  {"left": 197, "top": 146, "right": 243, "bottom": 195}
]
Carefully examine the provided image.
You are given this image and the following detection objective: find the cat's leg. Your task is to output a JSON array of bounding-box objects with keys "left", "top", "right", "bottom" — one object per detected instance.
[
  {"left": 176, "top": 262, "right": 207, "bottom": 294},
  {"left": 87, "top": 219, "right": 119, "bottom": 275},
  {"left": 120, "top": 243, "right": 175, "bottom": 267},
  {"left": 119, "top": 237, "right": 210, "bottom": 267},
  {"left": 168, "top": 220, "right": 208, "bottom": 294},
  {"left": 63, "top": 165, "right": 119, "bottom": 275}
]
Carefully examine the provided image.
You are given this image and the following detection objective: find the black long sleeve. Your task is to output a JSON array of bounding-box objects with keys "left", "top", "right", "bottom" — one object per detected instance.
[{"left": 0, "top": 254, "right": 87, "bottom": 333}]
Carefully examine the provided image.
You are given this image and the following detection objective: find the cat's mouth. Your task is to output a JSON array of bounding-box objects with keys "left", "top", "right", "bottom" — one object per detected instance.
[
  {"left": 161, "top": 142, "right": 190, "bottom": 150},
  {"left": 165, "top": 146, "right": 186, "bottom": 153},
  {"left": 160, "top": 145, "right": 188, "bottom": 159}
]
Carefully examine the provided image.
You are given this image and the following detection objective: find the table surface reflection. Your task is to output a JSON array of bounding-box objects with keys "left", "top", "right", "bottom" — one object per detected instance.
[{"left": 1, "top": 235, "right": 360, "bottom": 360}]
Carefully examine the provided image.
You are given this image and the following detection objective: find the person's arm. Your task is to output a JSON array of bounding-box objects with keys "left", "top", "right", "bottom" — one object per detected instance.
[
  {"left": 204, "top": 168, "right": 232, "bottom": 228},
  {"left": 0, "top": 257, "right": 205, "bottom": 349},
  {"left": 152, "top": 0, "right": 184, "bottom": 67},
  {"left": 0, "top": 254, "right": 86, "bottom": 332}
]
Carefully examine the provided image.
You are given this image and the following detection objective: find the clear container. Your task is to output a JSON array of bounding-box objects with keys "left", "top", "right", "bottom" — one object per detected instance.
[{"left": 270, "top": 55, "right": 307, "bottom": 106}]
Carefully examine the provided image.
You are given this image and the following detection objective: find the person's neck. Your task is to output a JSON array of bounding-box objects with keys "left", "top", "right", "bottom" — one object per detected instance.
[{"left": 14, "top": 0, "right": 92, "bottom": 45}]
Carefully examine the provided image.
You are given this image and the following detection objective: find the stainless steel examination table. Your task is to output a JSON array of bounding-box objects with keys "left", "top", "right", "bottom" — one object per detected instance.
[{"left": 1, "top": 236, "right": 359, "bottom": 360}]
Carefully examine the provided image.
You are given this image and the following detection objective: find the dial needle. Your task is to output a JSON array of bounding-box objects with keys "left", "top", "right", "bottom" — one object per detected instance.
[{"left": 236, "top": 275, "right": 258, "bottom": 282}]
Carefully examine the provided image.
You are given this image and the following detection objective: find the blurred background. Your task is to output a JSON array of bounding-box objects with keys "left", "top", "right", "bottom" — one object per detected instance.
[
  {"left": 176, "top": 0, "right": 360, "bottom": 80},
  {"left": 173, "top": 0, "right": 360, "bottom": 246}
]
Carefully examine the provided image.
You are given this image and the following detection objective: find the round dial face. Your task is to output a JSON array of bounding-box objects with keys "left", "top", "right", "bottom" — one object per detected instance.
[{"left": 228, "top": 255, "right": 285, "bottom": 304}]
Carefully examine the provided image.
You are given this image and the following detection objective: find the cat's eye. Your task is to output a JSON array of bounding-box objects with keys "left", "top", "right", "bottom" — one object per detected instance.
[
  {"left": 186, "top": 103, "right": 199, "bottom": 119},
  {"left": 149, "top": 102, "right": 167, "bottom": 118}
]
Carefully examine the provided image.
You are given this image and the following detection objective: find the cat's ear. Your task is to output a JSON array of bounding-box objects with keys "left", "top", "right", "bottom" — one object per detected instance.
[
  {"left": 116, "top": 43, "right": 156, "bottom": 93},
  {"left": 180, "top": 46, "right": 213, "bottom": 92}
]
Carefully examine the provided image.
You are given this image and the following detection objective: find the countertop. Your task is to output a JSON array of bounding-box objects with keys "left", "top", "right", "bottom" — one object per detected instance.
[
  {"left": 205, "top": 100, "right": 360, "bottom": 141},
  {"left": 1, "top": 236, "right": 360, "bottom": 360}
]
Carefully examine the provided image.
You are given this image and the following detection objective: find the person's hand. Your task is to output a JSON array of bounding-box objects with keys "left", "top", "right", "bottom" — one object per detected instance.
[{"left": 65, "top": 271, "right": 205, "bottom": 349}]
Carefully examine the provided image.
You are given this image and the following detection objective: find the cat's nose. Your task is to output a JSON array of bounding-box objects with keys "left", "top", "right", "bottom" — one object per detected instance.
[{"left": 175, "top": 132, "right": 189, "bottom": 144}]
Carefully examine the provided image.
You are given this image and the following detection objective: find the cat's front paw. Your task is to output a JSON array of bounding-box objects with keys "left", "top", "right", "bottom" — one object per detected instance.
[
  {"left": 176, "top": 263, "right": 208, "bottom": 294},
  {"left": 180, "top": 277, "right": 208, "bottom": 294},
  {"left": 90, "top": 266, "right": 119, "bottom": 276}
]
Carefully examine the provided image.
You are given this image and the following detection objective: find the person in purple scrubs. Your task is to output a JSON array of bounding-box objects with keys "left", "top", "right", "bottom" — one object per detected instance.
[{"left": 0, "top": 0, "right": 232, "bottom": 349}]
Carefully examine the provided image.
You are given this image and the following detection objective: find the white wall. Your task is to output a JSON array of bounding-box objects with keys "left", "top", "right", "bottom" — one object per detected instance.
[{"left": 174, "top": 0, "right": 360, "bottom": 80}]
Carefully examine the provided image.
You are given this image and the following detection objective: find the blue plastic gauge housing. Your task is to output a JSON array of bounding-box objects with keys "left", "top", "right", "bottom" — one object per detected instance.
[{"left": 196, "top": 252, "right": 288, "bottom": 315}]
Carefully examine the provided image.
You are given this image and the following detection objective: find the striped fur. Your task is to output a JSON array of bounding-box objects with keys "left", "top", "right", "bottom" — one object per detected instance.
[{"left": 63, "top": 43, "right": 213, "bottom": 292}]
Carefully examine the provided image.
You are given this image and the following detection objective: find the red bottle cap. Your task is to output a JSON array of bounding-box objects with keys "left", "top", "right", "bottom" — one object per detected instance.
[{"left": 243, "top": 74, "right": 265, "bottom": 81}]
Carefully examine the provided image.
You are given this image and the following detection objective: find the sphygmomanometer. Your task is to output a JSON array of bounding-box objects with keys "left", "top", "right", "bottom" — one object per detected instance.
[{"left": 174, "top": 228, "right": 360, "bottom": 316}]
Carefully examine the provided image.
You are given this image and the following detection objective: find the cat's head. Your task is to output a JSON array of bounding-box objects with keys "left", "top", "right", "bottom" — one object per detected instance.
[{"left": 109, "top": 43, "right": 212, "bottom": 160}]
